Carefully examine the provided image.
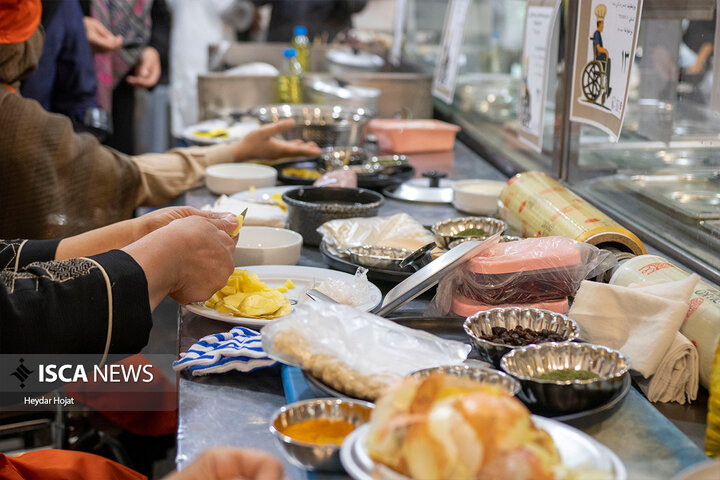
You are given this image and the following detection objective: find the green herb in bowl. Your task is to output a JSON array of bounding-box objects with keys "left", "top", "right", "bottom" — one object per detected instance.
[
  {"left": 534, "top": 369, "right": 600, "bottom": 381},
  {"left": 456, "top": 227, "right": 489, "bottom": 236}
]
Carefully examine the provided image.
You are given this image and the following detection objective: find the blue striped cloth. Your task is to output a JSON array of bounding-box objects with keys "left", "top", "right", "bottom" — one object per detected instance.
[{"left": 173, "top": 327, "right": 278, "bottom": 376}]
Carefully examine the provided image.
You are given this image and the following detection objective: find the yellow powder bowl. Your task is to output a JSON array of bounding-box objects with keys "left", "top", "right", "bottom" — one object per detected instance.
[{"left": 270, "top": 398, "right": 374, "bottom": 471}]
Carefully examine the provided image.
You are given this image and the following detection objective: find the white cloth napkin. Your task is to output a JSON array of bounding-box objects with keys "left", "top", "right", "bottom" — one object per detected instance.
[
  {"left": 173, "top": 327, "right": 278, "bottom": 376},
  {"left": 203, "top": 195, "right": 286, "bottom": 228},
  {"left": 569, "top": 275, "right": 700, "bottom": 404}
]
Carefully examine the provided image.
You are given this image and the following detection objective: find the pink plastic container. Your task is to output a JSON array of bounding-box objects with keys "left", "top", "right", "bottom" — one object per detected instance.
[
  {"left": 451, "top": 294, "right": 569, "bottom": 317},
  {"left": 367, "top": 119, "right": 460, "bottom": 153}
]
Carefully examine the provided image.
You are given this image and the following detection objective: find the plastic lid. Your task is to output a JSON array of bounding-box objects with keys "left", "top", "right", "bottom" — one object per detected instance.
[
  {"left": 293, "top": 26, "right": 308, "bottom": 36},
  {"left": 283, "top": 48, "right": 298, "bottom": 58}
]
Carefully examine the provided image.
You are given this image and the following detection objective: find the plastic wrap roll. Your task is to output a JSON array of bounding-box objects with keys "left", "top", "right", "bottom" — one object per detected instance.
[
  {"left": 499, "top": 172, "right": 646, "bottom": 255},
  {"left": 611, "top": 254, "right": 720, "bottom": 389}
]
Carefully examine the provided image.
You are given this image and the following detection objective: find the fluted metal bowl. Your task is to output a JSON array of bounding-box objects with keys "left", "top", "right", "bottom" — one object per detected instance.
[
  {"left": 347, "top": 245, "right": 415, "bottom": 270},
  {"left": 283, "top": 187, "right": 384, "bottom": 246},
  {"left": 448, "top": 235, "right": 521, "bottom": 249},
  {"left": 431, "top": 216, "right": 507, "bottom": 249},
  {"left": 463, "top": 307, "right": 579, "bottom": 367},
  {"left": 500, "top": 342, "right": 629, "bottom": 415},
  {"left": 251, "top": 104, "right": 373, "bottom": 147},
  {"left": 410, "top": 365, "right": 521, "bottom": 396},
  {"left": 270, "top": 398, "right": 374, "bottom": 472}
]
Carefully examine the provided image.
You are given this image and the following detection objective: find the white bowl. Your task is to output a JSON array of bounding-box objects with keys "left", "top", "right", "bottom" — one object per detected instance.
[
  {"left": 206, "top": 163, "right": 277, "bottom": 195},
  {"left": 233, "top": 227, "right": 302, "bottom": 266},
  {"left": 452, "top": 179, "right": 506, "bottom": 215}
]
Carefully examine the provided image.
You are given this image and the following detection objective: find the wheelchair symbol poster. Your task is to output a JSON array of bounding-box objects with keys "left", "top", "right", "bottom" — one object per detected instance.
[
  {"left": 518, "top": 0, "right": 560, "bottom": 151},
  {"left": 570, "top": 0, "right": 642, "bottom": 141}
]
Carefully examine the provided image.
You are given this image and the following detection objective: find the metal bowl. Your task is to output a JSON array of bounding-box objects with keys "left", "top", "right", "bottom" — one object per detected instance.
[
  {"left": 448, "top": 235, "right": 521, "bottom": 249},
  {"left": 463, "top": 307, "right": 580, "bottom": 367},
  {"left": 250, "top": 104, "right": 373, "bottom": 147},
  {"left": 270, "top": 398, "right": 374, "bottom": 472},
  {"left": 431, "top": 216, "right": 507, "bottom": 249},
  {"left": 283, "top": 187, "right": 384, "bottom": 246},
  {"left": 500, "top": 342, "right": 629, "bottom": 415},
  {"left": 410, "top": 365, "right": 521, "bottom": 396},
  {"left": 320, "top": 146, "right": 369, "bottom": 171},
  {"left": 347, "top": 245, "right": 415, "bottom": 270}
]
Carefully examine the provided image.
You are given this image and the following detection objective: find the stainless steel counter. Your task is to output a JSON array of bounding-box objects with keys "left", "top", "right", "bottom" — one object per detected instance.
[{"left": 173, "top": 141, "right": 709, "bottom": 479}]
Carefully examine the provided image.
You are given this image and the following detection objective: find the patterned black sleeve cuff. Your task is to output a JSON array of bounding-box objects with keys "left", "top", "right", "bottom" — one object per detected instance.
[
  {"left": 90, "top": 250, "right": 153, "bottom": 355},
  {"left": 19, "top": 239, "right": 62, "bottom": 266}
]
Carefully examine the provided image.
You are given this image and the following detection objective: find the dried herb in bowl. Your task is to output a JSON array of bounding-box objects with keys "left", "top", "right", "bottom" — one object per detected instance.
[
  {"left": 456, "top": 227, "right": 489, "bottom": 236},
  {"left": 480, "top": 325, "right": 566, "bottom": 346},
  {"left": 534, "top": 369, "right": 600, "bottom": 382}
]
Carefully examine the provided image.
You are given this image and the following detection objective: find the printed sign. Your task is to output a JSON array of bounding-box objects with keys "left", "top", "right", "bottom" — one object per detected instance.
[
  {"left": 569, "top": 0, "right": 643, "bottom": 141},
  {"left": 432, "top": 0, "right": 472, "bottom": 104},
  {"left": 517, "top": 0, "right": 561, "bottom": 151},
  {"left": 390, "top": 0, "right": 409, "bottom": 65}
]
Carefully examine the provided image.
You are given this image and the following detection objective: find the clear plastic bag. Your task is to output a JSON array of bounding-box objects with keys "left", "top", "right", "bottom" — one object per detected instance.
[
  {"left": 261, "top": 301, "right": 470, "bottom": 400},
  {"left": 317, "top": 213, "right": 435, "bottom": 258},
  {"left": 433, "top": 236, "right": 616, "bottom": 315}
]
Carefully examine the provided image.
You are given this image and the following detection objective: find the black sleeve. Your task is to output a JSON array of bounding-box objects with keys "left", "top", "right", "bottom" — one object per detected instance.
[
  {"left": 149, "top": 0, "right": 171, "bottom": 85},
  {"left": 0, "top": 239, "right": 61, "bottom": 271},
  {"left": 0, "top": 249, "right": 152, "bottom": 355}
]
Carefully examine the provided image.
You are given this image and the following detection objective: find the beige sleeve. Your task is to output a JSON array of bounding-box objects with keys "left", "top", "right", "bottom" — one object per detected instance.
[{"left": 131, "top": 144, "right": 234, "bottom": 207}]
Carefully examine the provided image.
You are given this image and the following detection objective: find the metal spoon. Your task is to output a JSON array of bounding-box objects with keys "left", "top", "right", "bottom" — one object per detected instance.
[{"left": 306, "top": 288, "right": 340, "bottom": 304}]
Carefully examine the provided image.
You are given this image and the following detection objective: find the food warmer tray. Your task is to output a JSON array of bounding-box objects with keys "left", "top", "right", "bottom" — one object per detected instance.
[{"left": 618, "top": 174, "right": 720, "bottom": 220}]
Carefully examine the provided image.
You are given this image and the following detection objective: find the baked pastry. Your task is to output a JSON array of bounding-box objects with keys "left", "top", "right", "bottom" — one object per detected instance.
[{"left": 366, "top": 373, "right": 560, "bottom": 480}]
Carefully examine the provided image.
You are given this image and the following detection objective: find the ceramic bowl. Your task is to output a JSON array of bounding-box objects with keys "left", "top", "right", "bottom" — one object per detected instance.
[
  {"left": 452, "top": 179, "right": 507, "bottom": 215},
  {"left": 500, "top": 342, "right": 629, "bottom": 414},
  {"left": 269, "top": 398, "right": 374, "bottom": 472},
  {"left": 463, "top": 307, "right": 580, "bottom": 367},
  {"left": 283, "top": 187, "right": 384, "bottom": 246},
  {"left": 205, "top": 163, "right": 277, "bottom": 195},
  {"left": 233, "top": 227, "right": 302, "bottom": 266}
]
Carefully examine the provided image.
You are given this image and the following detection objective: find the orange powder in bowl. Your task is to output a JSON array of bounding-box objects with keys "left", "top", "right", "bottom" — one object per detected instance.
[{"left": 281, "top": 418, "right": 356, "bottom": 445}]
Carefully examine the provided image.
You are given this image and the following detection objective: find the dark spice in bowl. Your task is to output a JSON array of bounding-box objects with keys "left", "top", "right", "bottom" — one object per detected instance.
[
  {"left": 480, "top": 325, "right": 566, "bottom": 346},
  {"left": 456, "top": 227, "right": 489, "bottom": 236},
  {"left": 534, "top": 369, "right": 600, "bottom": 382}
]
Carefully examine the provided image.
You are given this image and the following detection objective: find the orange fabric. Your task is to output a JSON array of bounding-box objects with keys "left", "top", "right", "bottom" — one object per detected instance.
[
  {"left": 0, "top": 0, "right": 42, "bottom": 44},
  {"left": 3, "top": 83, "right": 15, "bottom": 92},
  {"left": 0, "top": 450, "right": 146, "bottom": 480},
  {"left": 64, "top": 354, "right": 178, "bottom": 437}
]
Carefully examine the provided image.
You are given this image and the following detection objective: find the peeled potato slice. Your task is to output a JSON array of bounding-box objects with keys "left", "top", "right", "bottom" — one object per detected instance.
[{"left": 203, "top": 269, "right": 294, "bottom": 319}]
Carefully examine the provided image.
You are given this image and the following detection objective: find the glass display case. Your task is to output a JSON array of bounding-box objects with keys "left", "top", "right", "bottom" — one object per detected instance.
[{"left": 403, "top": 0, "right": 720, "bottom": 283}]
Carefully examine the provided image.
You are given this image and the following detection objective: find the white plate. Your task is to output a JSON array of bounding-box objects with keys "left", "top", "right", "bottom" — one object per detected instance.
[
  {"left": 340, "top": 419, "right": 626, "bottom": 480},
  {"left": 185, "top": 265, "right": 382, "bottom": 327},
  {"left": 182, "top": 119, "right": 259, "bottom": 146},
  {"left": 231, "top": 185, "right": 298, "bottom": 205}
]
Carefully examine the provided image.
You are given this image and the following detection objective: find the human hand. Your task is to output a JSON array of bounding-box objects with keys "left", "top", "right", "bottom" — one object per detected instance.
[
  {"left": 232, "top": 119, "right": 322, "bottom": 161},
  {"left": 163, "top": 447, "right": 284, "bottom": 480},
  {"left": 83, "top": 17, "right": 122, "bottom": 53},
  {"left": 138, "top": 207, "right": 238, "bottom": 237},
  {"left": 123, "top": 214, "right": 238, "bottom": 308},
  {"left": 127, "top": 47, "right": 161, "bottom": 88}
]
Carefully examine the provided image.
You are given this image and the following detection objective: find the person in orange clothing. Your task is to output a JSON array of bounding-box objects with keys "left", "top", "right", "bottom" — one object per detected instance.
[{"left": 0, "top": 446, "right": 285, "bottom": 480}]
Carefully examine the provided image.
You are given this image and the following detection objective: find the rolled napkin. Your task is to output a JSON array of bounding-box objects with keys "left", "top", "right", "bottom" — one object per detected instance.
[
  {"left": 634, "top": 333, "right": 699, "bottom": 404},
  {"left": 203, "top": 195, "right": 286, "bottom": 228},
  {"left": 569, "top": 274, "right": 700, "bottom": 404},
  {"left": 173, "top": 327, "right": 278, "bottom": 376}
]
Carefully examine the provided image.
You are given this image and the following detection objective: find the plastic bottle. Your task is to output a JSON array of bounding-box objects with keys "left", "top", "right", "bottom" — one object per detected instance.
[
  {"left": 291, "top": 26, "right": 310, "bottom": 72},
  {"left": 488, "top": 29, "right": 502, "bottom": 73},
  {"left": 277, "top": 48, "right": 303, "bottom": 104}
]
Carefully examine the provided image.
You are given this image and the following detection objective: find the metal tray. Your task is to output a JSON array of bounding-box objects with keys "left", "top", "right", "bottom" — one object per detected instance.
[
  {"left": 274, "top": 159, "right": 415, "bottom": 190},
  {"left": 320, "top": 241, "right": 414, "bottom": 283},
  {"left": 620, "top": 174, "right": 720, "bottom": 220}
]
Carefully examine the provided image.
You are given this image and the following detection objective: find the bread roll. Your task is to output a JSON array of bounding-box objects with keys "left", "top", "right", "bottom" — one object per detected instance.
[{"left": 366, "top": 373, "right": 560, "bottom": 480}]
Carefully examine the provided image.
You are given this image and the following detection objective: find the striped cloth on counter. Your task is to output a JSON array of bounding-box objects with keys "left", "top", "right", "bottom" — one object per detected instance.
[{"left": 173, "top": 327, "right": 277, "bottom": 376}]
